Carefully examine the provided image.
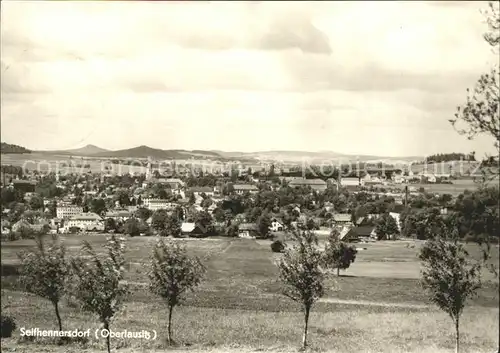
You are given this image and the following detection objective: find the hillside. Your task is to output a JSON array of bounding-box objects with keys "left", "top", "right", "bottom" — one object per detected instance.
[
  {"left": 39, "top": 144, "right": 109, "bottom": 156},
  {"left": 215, "top": 150, "right": 423, "bottom": 163},
  {"left": 92, "top": 145, "right": 223, "bottom": 159},
  {"left": 0, "top": 142, "right": 31, "bottom": 154}
]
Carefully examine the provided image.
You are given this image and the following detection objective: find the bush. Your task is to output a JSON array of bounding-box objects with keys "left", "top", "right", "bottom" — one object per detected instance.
[
  {"left": 270, "top": 240, "right": 285, "bottom": 253},
  {"left": 1, "top": 314, "right": 17, "bottom": 338}
]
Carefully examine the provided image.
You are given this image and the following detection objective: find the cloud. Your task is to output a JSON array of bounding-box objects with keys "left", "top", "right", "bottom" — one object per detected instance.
[{"left": 0, "top": 0, "right": 497, "bottom": 157}]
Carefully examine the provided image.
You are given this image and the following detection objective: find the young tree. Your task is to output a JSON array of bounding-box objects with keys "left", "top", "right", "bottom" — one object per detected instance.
[
  {"left": 419, "top": 237, "right": 482, "bottom": 353},
  {"left": 70, "top": 236, "right": 129, "bottom": 353},
  {"left": 149, "top": 239, "right": 205, "bottom": 344},
  {"left": 18, "top": 235, "right": 68, "bottom": 332},
  {"left": 276, "top": 231, "right": 324, "bottom": 349},
  {"left": 323, "top": 233, "right": 358, "bottom": 277}
]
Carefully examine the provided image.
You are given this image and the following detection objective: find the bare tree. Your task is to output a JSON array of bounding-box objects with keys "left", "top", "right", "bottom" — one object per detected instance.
[
  {"left": 149, "top": 239, "right": 205, "bottom": 345},
  {"left": 276, "top": 231, "right": 324, "bottom": 349},
  {"left": 419, "top": 236, "right": 482, "bottom": 353},
  {"left": 18, "top": 235, "right": 68, "bottom": 332}
]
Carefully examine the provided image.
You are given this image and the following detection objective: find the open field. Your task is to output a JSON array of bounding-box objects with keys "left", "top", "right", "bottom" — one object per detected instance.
[{"left": 1, "top": 236, "right": 499, "bottom": 352}]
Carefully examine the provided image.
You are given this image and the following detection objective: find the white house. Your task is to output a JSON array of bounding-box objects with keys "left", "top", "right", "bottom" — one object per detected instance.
[
  {"left": 56, "top": 205, "right": 83, "bottom": 219},
  {"left": 233, "top": 184, "right": 259, "bottom": 195},
  {"left": 340, "top": 177, "right": 364, "bottom": 187},
  {"left": 270, "top": 219, "right": 284, "bottom": 232},
  {"left": 141, "top": 198, "right": 175, "bottom": 211},
  {"left": 190, "top": 187, "right": 215, "bottom": 198},
  {"left": 65, "top": 212, "right": 104, "bottom": 232}
]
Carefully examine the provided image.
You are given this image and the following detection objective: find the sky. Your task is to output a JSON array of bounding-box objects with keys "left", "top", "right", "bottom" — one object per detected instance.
[{"left": 1, "top": 0, "right": 498, "bottom": 158}]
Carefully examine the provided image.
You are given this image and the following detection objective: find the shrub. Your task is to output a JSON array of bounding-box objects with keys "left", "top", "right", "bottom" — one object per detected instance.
[
  {"left": 270, "top": 240, "right": 285, "bottom": 253},
  {"left": 1, "top": 315, "right": 17, "bottom": 338}
]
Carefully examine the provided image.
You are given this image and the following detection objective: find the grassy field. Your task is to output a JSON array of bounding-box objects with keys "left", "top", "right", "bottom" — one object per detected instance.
[{"left": 1, "top": 236, "right": 499, "bottom": 352}]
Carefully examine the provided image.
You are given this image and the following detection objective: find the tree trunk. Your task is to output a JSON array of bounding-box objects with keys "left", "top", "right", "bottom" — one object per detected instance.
[
  {"left": 302, "top": 305, "right": 310, "bottom": 349},
  {"left": 53, "top": 301, "right": 62, "bottom": 331},
  {"left": 337, "top": 267, "right": 340, "bottom": 277},
  {"left": 104, "top": 320, "right": 111, "bottom": 353},
  {"left": 168, "top": 305, "right": 174, "bottom": 345},
  {"left": 455, "top": 318, "right": 460, "bottom": 353}
]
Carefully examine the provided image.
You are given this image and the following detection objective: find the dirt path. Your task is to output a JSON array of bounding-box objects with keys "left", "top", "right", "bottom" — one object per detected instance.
[{"left": 317, "top": 297, "right": 430, "bottom": 309}]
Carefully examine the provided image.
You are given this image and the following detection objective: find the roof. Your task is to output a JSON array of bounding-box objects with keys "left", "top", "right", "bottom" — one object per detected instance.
[
  {"left": 158, "top": 178, "right": 184, "bottom": 184},
  {"left": 105, "top": 210, "right": 131, "bottom": 218},
  {"left": 190, "top": 187, "right": 213, "bottom": 193},
  {"left": 332, "top": 214, "right": 352, "bottom": 222},
  {"left": 238, "top": 223, "right": 258, "bottom": 231},
  {"left": 181, "top": 222, "right": 196, "bottom": 233},
  {"left": 12, "top": 180, "right": 37, "bottom": 185},
  {"left": 289, "top": 178, "right": 327, "bottom": 186},
  {"left": 345, "top": 226, "right": 375, "bottom": 238},
  {"left": 70, "top": 212, "right": 103, "bottom": 221},
  {"left": 233, "top": 184, "right": 258, "bottom": 190}
]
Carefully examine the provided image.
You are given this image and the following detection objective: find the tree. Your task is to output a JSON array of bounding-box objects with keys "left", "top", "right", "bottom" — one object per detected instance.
[
  {"left": 375, "top": 213, "right": 400, "bottom": 240},
  {"left": 323, "top": 232, "right": 358, "bottom": 276},
  {"left": 123, "top": 218, "right": 141, "bottom": 237},
  {"left": 70, "top": 236, "right": 129, "bottom": 353},
  {"left": 18, "top": 235, "right": 68, "bottom": 332},
  {"left": 149, "top": 239, "right": 205, "bottom": 344},
  {"left": 419, "top": 236, "right": 482, "bottom": 353},
  {"left": 188, "top": 193, "right": 196, "bottom": 205},
  {"left": 165, "top": 214, "right": 181, "bottom": 238},
  {"left": 136, "top": 208, "right": 152, "bottom": 222},
  {"left": 90, "top": 198, "right": 107, "bottom": 215},
  {"left": 193, "top": 211, "right": 213, "bottom": 236},
  {"left": 276, "top": 231, "right": 324, "bottom": 349},
  {"left": 450, "top": 2, "right": 499, "bottom": 154},
  {"left": 256, "top": 212, "right": 272, "bottom": 238},
  {"left": 151, "top": 209, "right": 169, "bottom": 234},
  {"left": 105, "top": 218, "right": 117, "bottom": 233},
  {"left": 29, "top": 194, "right": 43, "bottom": 210}
]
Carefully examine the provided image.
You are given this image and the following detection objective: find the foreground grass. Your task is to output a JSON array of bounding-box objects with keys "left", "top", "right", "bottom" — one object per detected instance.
[
  {"left": 2, "top": 237, "right": 498, "bottom": 352},
  {"left": 1, "top": 289, "right": 498, "bottom": 353}
]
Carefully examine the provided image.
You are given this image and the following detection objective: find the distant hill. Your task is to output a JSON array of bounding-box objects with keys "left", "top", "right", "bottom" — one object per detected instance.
[
  {"left": 38, "top": 144, "right": 109, "bottom": 156},
  {"left": 1, "top": 142, "right": 31, "bottom": 154},
  {"left": 92, "top": 146, "right": 223, "bottom": 160},
  {"left": 215, "top": 150, "right": 423, "bottom": 163}
]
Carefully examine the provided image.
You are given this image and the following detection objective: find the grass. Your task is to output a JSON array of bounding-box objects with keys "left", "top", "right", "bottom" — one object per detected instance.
[{"left": 1, "top": 235, "right": 499, "bottom": 352}]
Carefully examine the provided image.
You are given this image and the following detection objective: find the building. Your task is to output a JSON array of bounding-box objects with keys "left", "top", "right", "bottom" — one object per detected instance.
[
  {"left": 12, "top": 179, "right": 37, "bottom": 192},
  {"left": 104, "top": 209, "right": 132, "bottom": 222},
  {"left": 157, "top": 178, "right": 185, "bottom": 190},
  {"left": 238, "top": 223, "right": 259, "bottom": 238},
  {"left": 340, "top": 177, "right": 363, "bottom": 187},
  {"left": 56, "top": 205, "right": 84, "bottom": 219},
  {"left": 343, "top": 226, "right": 376, "bottom": 242},
  {"left": 190, "top": 186, "right": 215, "bottom": 197},
  {"left": 65, "top": 212, "right": 104, "bottom": 232},
  {"left": 141, "top": 198, "right": 175, "bottom": 211},
  {"left": 233, "top": 184, "right": 259, "bottom": 195},
  {"left": 288, "top": 178, "right": 327, "bottom": 192},
  {"left": 271, "top": 219, "right": 284, "bottom": 232},
  {"left": 332, "top": 213, "right": 353, "bottom": 226}
]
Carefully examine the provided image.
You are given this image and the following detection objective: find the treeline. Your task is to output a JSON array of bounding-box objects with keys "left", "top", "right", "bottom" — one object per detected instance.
[
  {"left": 424, "top": 152, "right": 475, "bottom": 163},
  {"left": 0, "top": 143, "right": 31, "bottom": 154}
]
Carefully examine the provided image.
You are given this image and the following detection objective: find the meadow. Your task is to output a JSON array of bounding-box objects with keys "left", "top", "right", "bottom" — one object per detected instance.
[{"left": 1, "top": 235, "right": 499, "bottom": 353}]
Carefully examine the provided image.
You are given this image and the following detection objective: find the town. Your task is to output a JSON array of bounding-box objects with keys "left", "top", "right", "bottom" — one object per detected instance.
[{"left": 1, "top": 155, "right": 497, "bottom": 243}]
